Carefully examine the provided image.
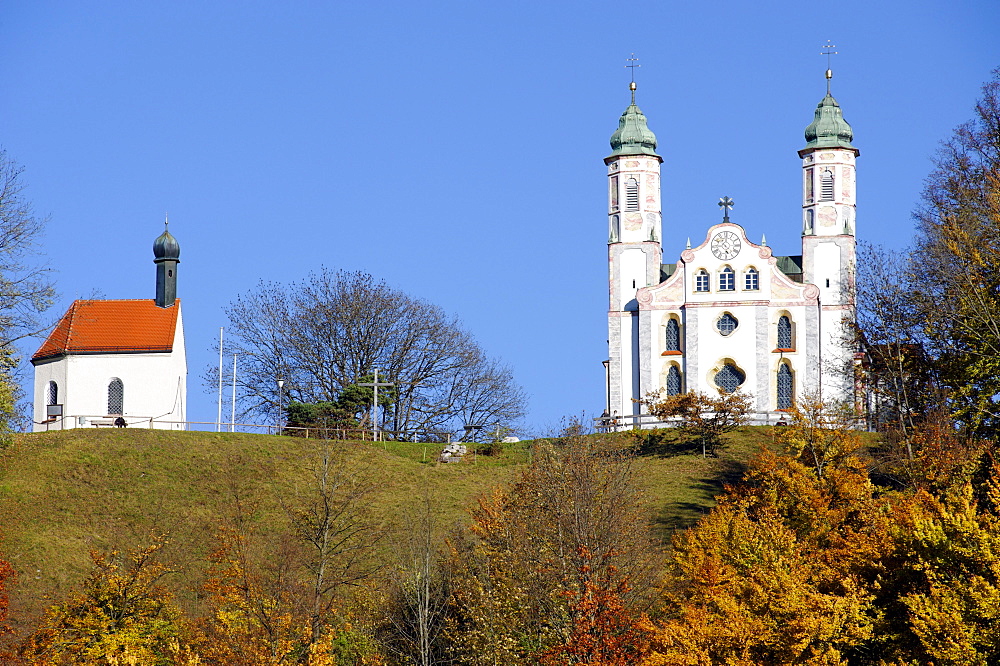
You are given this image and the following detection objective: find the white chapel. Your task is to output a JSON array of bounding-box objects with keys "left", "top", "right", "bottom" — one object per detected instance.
[
  {"left": 31, "top": 225, "right": 187, "bottom": 430},
  {"left": 606, "top": 70, "right": 857, "bottom": 424}
]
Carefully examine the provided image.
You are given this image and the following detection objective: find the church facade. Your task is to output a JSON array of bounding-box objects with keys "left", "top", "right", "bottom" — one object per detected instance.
[
  {"left": 31, "top": 226, "right": 187, "bottom": 430},
  {"left": 606, "top": 74, "right": 858, "bottom": 424}
]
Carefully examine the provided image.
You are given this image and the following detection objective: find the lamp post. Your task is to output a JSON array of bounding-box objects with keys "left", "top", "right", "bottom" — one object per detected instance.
[
  {"left": 602, "top": 359, "right": 611, "bottom": 432},
  {"left": 276, "top": 378, "right": 284, "bottom": 435}
]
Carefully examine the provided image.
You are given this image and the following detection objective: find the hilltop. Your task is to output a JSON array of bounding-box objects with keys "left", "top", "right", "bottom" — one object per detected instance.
[{"left": 0, "top": 427, "right": 770, "bottom": 633}]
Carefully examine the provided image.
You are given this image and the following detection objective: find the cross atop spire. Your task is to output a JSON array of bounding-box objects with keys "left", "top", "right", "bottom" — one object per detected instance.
[
  {"left": 625, "top": 53, "right": 640, "bottom": 103},
  {"left": 821, "top": 40, "right": 838, "bottom": 94},
  {"left": 718, "top": 196, "right": 734, "bottom": 222}
]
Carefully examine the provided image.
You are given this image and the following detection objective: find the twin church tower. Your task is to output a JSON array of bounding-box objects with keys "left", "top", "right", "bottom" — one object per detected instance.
[{"left": 606, "top": 67, "right": 858, "bottom": 422}]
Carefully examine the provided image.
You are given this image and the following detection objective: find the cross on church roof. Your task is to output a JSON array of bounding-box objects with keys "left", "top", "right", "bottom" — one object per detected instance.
[
  {"left": 821, "top": 40, "right": 838, "bottom": 93},
  {"left": 718, "top": 196, "right": 734, "bottom": 222},
  {"left": 625, "top": 53, "right": 640, "bottom": 102}
]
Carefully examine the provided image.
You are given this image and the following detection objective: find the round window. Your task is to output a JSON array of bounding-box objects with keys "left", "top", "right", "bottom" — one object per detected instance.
[{"left": 717, "top": 313, "right": 738, "bottom": 336}]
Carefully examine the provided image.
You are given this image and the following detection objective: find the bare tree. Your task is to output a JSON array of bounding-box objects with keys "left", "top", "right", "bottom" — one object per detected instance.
[
  {"left": 854, "top": 242, "right": 942, "bottom": 441},
  {"left": 208, "top": 268, "right": 526, "bottom": 437},
  {"left": 0, "top": 149, "right": 55, "bottom": 349},
  {"left": 382, "top": 494, "right": 452, "bottom": 666},
  {"left": 284, "top": 443, "right": 384, "bottom": 645}
]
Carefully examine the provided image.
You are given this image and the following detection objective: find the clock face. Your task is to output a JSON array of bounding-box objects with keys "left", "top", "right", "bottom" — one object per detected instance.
[{"left": 711, "top": 231, "right": 741, "bottom": 260}]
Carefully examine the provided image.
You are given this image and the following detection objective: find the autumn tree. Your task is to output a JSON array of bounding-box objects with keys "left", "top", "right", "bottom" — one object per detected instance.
[
  {"left": 194, "top": 449, "right": 385, "bottom": 664},
  {"left": 642, "top": 389, "right": 752, "bottom": 457},
  {"left": 194, "top": 481, "right": 307, "bottom": 664},
  {"left": 774, "top": 397, "right": 865, "bottom": 479},
  {"left": 644, "top": 446, "right": 883, "bottom": 665},
  {"left": 907, "top": 67, "right": 1000, "bottom": 437},
  {"left": 446, "top": 435, "right": 657, "bottom": 664},
  {"left": 211, "top": 269, "right": 526, "bottom": 438},
  {"left": 0, "top": 551, "right": 13, "bottom": 646},
  {"left": 18, "top": 534, "right": 193, "bottom": 665}
]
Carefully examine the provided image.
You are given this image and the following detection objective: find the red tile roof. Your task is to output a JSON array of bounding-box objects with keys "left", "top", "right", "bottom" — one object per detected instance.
[{"left": 32, "top": 299, "right": 180, "bottom": 362}]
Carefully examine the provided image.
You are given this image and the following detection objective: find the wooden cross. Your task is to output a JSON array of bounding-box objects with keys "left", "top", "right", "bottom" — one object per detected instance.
[
  {"left": 718, "top": 196, "right": 734, "bottom": 222},
  {"left": 358, "top": 367, "right": 394, "bottom": 441}
]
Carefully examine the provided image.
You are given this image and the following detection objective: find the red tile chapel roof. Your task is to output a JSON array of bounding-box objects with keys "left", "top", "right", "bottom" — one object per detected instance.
[{"left": 32, "top": 299, "right": 180, "bottom": 362}]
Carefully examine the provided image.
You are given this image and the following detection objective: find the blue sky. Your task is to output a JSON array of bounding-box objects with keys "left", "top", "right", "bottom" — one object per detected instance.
[{"left": 2, "top": 1, "right": 998, "bottom": 432}]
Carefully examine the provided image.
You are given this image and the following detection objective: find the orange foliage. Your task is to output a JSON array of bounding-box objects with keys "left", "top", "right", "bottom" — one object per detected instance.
[{"left": 536, "top": 548, "right": 650, "bottom": 666}]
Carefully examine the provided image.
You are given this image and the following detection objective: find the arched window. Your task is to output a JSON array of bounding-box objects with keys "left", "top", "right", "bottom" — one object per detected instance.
[
  {"left": 625, "top": 177, "right": 639, "bottom": 211},
  {"left": 820, "top": 169, "right": 834, "bottom": 201},
  {"left": 714, "top": 363, "right": 746, "bottom": 393},
  {"left": 47, "top": 381, "right": 58, "bottom": 406},
  {"left": 717, "top": 313, "right": 738, "bottom": 336},
  {"left": 108, "top": 378, "right": 124, "bottom": 415},
  {"left": 745, "top": 267, "right": 759, "bottom": 290},
  {"left": 777, "top": 364, "right": 793, "bottom": 409},
  {"left": 609, "top": 215, "right": 620, "bottom": 243},
  {"left": 666, "top": 365, "right": 682, "bottom": 395},
  {"left": 719, "top": 266, "right": 735, "bottom": 291},
  {"left": 695, "top": 269, "right": 710, "bottom": 292},
  {"left": 805, "top": 209, "right": 815, "bottom": 235},
  {"left": 665, "top": 318, "right": 681, "bottom": 352},
  {"left": 777, "top": 315, "right": 793, "bottom": 349}
]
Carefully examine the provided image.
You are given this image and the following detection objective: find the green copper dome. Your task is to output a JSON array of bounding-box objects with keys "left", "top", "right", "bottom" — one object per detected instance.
[
  {"left": 609, "top": 102, "right": 660, "bottom": 158},
  {"left": 802, "top": 93, "right": 857, "bottom": 152}
]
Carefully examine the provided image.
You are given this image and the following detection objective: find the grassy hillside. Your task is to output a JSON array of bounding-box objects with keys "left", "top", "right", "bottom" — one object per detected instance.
[{"left": 0, "top": 427, "right": 771, "bottom": 633}]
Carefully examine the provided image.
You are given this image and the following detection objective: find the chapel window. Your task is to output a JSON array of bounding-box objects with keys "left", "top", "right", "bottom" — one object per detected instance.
[
  {"left": 820, "top": 169, "right": 834, "bottom": 201},
  {"left": 777, "top": 363, "right": 794, "bottom": 409},
  {"left": 719, "top": 266, "right": 735, "bottom": 291},
  {"left": 745, "top": 267, "right": 759, "bottom": 291},
  {"left": 695, "top": 269, "right": 710, "bottom": 292},
  {"left": 777, "top": 315, "right": 793, "bottom": 349},
  {"left": 805, "top": 209, "right": 815, "bottom": 235},
  {"left": 625, "top": 177, "right": 639, "bottom": 211},
  {"left": 717, "top": 313, "right": 738, "bottom": 336},
  {"left": 665, "top": 319, "right": 681, "bottom": 352},
  {"left": 108, "top": 378, "right": 124, "bottom": 415},
  {"left": 47, "top": 381, "right": 58, "bottom": 406},
  {"left": 666, "top": 365, "right": 682, "bottom": 396},
  {"left": 805, "top": 167, "right": 814, "bottom": 202},
  {"left": 610, "top": 215, "right": 620, "bottom": 243},
  {"left": 714, "top": 363, "right": 746, "bottom": 393},
  {"left": 610, "top": 176, "right": 619, "bottom": 210}
]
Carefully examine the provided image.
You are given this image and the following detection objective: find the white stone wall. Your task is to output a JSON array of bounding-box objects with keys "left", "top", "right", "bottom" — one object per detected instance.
[
  {"left": 638, "top": 223, "right": 821, "bottom": 415},
  {"left": 606, "top": 152, "right": 663, "bottom": 420},
  {"left": 802, "top": 149, "right": 856, "bottom": 237},
  {"left": 32, "top": 308, "right": 187, "bottom": 431}
]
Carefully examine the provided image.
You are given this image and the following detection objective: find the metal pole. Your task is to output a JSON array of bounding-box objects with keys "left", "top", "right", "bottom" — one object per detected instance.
[
  {"left": 372, "top": 368, "right": 379, "bottom": 441},
  {"left": 217, "top": 327, "right": 224, "bottom": 432},
  {"left": 230, "top": 353, "right": 237, "bottom": 433}
]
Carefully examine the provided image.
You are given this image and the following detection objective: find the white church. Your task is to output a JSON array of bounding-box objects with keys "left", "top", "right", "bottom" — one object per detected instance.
[
  {"left": 606, "top": 70, "right": 857, "bottom": 424},
  {"left": 31, "top": 226, "right": 187, "bottom": 430}
]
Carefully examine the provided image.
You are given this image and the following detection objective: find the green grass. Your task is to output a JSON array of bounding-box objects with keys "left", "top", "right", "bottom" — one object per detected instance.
[{"left": 0, "top": 426, "right": 771, "bottom": 633}]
